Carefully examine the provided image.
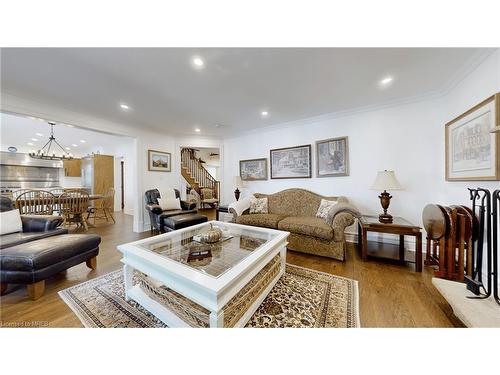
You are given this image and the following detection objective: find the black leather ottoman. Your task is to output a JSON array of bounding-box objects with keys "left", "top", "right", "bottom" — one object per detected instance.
[
  {"left": 0, "top": 234, "right": 101, "bottom": 300},
  {"left": 162, "top": 213, "right": 208, "bottom": 232}
]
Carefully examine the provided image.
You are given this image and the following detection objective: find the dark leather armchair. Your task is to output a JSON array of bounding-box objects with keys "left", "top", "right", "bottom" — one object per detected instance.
[
  {"left": 0, "top": 196, "right": 68, "bottom": 249},
  {"left": 144, "top": 189, "right": 197, "bottom": 232}
]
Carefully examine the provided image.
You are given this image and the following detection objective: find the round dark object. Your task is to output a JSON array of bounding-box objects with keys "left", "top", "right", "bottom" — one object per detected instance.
[{"left": 422, "top": 204, "right": 447, "bottom": 240}]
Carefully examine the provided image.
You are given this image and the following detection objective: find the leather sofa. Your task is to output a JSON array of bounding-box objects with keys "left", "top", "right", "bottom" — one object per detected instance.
[
  {"left": 230, "top": 189, "right": 359, "bottom": 261},
  {"left": 0, "top": 196, "right": 101, "bottom": 300},
  {"left": 144, "top": 189, "right": 198, "bottom": 233},
  {"left": 0, "top": 196, "right": 67, "bottom": 249}
]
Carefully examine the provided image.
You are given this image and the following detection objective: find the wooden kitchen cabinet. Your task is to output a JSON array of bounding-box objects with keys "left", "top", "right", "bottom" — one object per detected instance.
[
  {"left": 63, "top": 158, "right": 82, "bottom": 177},
  {"left": 81, "top": 154, "right": 114, "bottom": 208}
]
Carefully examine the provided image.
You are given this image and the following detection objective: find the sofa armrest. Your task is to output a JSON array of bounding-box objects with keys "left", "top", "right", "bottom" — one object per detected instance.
[
  {"left": 228, "top": 207, "right": 250, "bottom": 220},
  {"left": 326, "top": 202, "right": 361, "bottom": 223},
  {"left": 145, "top": 204, "right": 163, "bottom": 215},
  {"left": 181, "top": 200, "right": 196, "bottom": 211},
  {"left": 331, "top": 212, "right": 355, "bottom": 242},
  {"left": 228, "top": 196, "right": 252, "bottom": 220},
  {"left": 21, "top": 215, "right": 64, "bottom": 232}
]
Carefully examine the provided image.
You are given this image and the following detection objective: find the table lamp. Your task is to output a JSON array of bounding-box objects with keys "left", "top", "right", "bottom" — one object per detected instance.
[
  {"left": 370, "top": 170, "right": 402, "bottom": 224},
  {"left": 233, "top": 176, "right": 243, "bottom": 201}
]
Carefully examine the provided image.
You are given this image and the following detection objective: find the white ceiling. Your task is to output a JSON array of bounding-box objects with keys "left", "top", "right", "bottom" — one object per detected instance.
[
  {"left": 0, "top": 112, "right": 131, "bottom": 157},
  {"left": 0, "top": 48, "right": 495, "bottom": 137}
]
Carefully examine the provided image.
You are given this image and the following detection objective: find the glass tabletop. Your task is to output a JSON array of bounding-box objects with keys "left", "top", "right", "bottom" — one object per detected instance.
[
  {"left": 137, "top": 223, "right": 278, "bottom": 278},
  {"left": 360, "top": 215, "right": 418, "bottom": 228}
]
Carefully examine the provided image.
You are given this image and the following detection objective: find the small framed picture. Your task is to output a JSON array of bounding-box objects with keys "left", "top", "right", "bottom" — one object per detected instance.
[
  {"left": 148, "top": 150, "right": 171, "bottom": 172},
  {"left": 316, "top": 136, "right": 349, "bottom": 177},
  {"left": 239, "top": 158, "right": 268, "bottom": 180},
  {"left": 445, "top": 93, "right": 500, "bottom": 181},
  {"left": 270, "top": 144, "right": 312, "bottom": 179}
]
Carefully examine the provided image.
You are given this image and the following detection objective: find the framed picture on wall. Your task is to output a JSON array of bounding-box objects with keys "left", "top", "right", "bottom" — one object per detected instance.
[
  {"left": 316, "top": 136, "right": 349, "bottom": 177},
  {"left": 270, "top": 144, "right": 312, "bottom": 179},
  {"left": 445, "top": 93, "right": 500, "bottom": 181},
  {"left": 148, "top": 149, "right": 171, "bottom": 172},
  {"left": 239, "top": 158, "right": 268, "bottom": 180}
]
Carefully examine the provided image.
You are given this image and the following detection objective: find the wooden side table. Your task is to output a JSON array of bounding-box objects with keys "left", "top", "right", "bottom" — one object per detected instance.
[
  {"left": 216, "top": 206, "right": 234, "bottom": 222},
  {"left": 358, "top": 215, "right": 423, "bottom": 272}
]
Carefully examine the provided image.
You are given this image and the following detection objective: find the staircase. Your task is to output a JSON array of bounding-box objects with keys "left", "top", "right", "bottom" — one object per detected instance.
[{"left": 181, "top": 148, "right": 220, "bottom": 199}]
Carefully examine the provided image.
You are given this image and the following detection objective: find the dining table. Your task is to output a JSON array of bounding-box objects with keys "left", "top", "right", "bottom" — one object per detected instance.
[{"left": 13, "top": 193, "right": 105, "bottom": 229}]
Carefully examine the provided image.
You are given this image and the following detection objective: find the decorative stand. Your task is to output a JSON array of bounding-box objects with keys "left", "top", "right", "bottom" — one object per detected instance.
[{"left": 422, "top": 204, "right": 475, "bottom": 281}]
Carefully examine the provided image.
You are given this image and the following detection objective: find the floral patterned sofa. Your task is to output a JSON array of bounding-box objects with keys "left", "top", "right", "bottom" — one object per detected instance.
[{"left": 229, "top": 188, "right": 359, "bottom": 261}]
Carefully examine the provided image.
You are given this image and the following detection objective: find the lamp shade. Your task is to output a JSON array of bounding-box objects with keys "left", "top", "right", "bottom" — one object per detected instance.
[
  {"left": 371, "top": 170, "right": 403, "bottom": 190},
  {"left": 233, "top": 176, "right": 243, "bottom": 187}
]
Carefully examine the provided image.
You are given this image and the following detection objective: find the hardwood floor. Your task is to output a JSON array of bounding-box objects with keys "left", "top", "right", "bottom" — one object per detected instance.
[{"left": 0, "top": 209, "right": 460, "bottom": 327}]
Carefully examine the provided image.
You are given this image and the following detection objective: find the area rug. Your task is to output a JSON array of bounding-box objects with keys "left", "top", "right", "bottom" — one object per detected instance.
[{"left": 59, "top": 264, "right": 360, "bottom": 328}]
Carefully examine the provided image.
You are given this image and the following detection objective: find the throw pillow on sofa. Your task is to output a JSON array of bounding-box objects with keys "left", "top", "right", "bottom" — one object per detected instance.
[
  {"left": 316, "top": 199, "right": 338, "bottom": 223},
  {"left": 249, "top": 197, "right": 268, "bottom": 214},
  {"left": 158, "top": 197, "right": 181, "bottom": 211},
  {"left": 0, "top": 209, "right": 23, "bottom": 235}
]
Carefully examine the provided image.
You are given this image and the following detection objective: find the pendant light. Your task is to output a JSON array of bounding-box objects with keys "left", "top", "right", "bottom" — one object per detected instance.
[{"left": 29, "top": 122, "right": 73, "bottom": 160}]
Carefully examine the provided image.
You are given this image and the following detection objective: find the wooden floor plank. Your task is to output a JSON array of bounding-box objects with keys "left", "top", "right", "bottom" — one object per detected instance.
[{"left": 0, "top": 209, "right": 458, "bottom": 328}]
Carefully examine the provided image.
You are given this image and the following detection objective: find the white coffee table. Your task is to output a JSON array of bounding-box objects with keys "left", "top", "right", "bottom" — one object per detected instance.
[{"left": 117, "top": 221, "right": 289, "bottom": 328}]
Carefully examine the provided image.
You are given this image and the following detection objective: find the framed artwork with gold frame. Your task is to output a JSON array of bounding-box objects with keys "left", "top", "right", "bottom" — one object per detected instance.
[
  {"left": 148, "top": 149, "right": 171, "bottom": 172},
  {"left": 316, "top": 136, "right": 349, "bottom": 177},
  {"left": 445, "top": 93, "right": 500, "bottom": 181},
  {"left": 239, "top": 158, "right": 268, "bottom": 181},
  {"left": 270, "top": 144, "right": 312, "bottom": 179}
]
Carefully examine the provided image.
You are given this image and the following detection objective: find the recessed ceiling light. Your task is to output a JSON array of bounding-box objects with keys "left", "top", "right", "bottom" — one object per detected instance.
[
  {"left": 80, "top": 140, "right": 86, "bottom": 143},
  {"left": 31, "top": 138, "right": 38, "bottom": 141},
  {"left": 214, "top": 124, "right": 221, "bottom": 128},
  {"left": 65, "top": 147, "right": 71, "bottom": 150},
  {"left": 35, "top": 133, "right": 43, "bottom": 137},
  {"left": 120, "top": 103, "right": 130, "bottom": 110},
  {"left": 72, "top": 144, "right": 78, "bottom": 147},
  {"left": 27, "top": 142, "right": 34, "bottom": 146},
  {"left": 66, "top": 124, "right": 74, "bottom": 128},
  {"left": 261, "top": 111, "right": 269, "bottom": 117},
  {"left": 380, "top": 76, "right": 394, "bottom": 86},
  {"left": 192, "top": 57, "right": 204, "bottom": 67},
  {"left": 195, "top": 128, "right": 201, "bottom": 133}
]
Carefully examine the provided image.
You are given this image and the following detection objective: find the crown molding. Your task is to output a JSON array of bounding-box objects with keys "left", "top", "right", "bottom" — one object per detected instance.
[
  {"left": 224, "top": 48, "right": 498, "bottom": 139},
  {"left": 438, "top": 48, "right": 497, "bottom": 95}
]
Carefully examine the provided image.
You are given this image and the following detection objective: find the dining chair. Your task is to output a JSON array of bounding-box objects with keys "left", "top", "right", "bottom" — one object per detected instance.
[
  {"left": 59, "top": 189, "right": 90, "bottom": 230},
  {"left": 49, "top": 187, "right": 65, "bottom": 213},
  {"left": 49, "top": 187, "right": 65, "bottom": 195},
  {"left": 15, "top": 190, "right": 56, "bottom": 215},
  {"left": 87, "top": 187, "right": 115, "bottom": 224},
  {"left": 12, "top": 189, "right": 33, "bottom": 200}
]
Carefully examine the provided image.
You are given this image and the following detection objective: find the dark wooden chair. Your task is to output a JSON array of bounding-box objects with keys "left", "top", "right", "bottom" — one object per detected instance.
[{"left": 59, "top": 189, "right": 90, "bottom": 231}]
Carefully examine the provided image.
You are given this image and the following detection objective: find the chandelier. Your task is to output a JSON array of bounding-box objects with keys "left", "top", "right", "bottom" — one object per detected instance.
[{"left": 29, "top": 122, "right": 73, "bottom": 160}]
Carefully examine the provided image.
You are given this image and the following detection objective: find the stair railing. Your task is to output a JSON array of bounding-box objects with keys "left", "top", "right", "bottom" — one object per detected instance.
[{"left": 181, "top": 148, "right": 219, "bottom": 199}]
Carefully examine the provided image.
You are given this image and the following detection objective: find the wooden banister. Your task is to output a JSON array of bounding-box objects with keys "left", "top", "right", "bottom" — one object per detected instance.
[{"left": 181, "top": 148, "right": 219, "bottom": 199}]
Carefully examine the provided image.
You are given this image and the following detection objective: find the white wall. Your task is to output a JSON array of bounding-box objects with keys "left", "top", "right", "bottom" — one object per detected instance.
[{"left": 223, "top": 50, "right": 500, "bottom": 247}]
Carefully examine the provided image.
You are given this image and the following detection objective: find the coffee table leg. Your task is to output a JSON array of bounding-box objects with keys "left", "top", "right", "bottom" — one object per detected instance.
[
  {"left": 123, "top": 264, "right": 134, "bottom": 301},
  {"left": 209, "top": 310, "right": 224, "bottom": 328}
]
